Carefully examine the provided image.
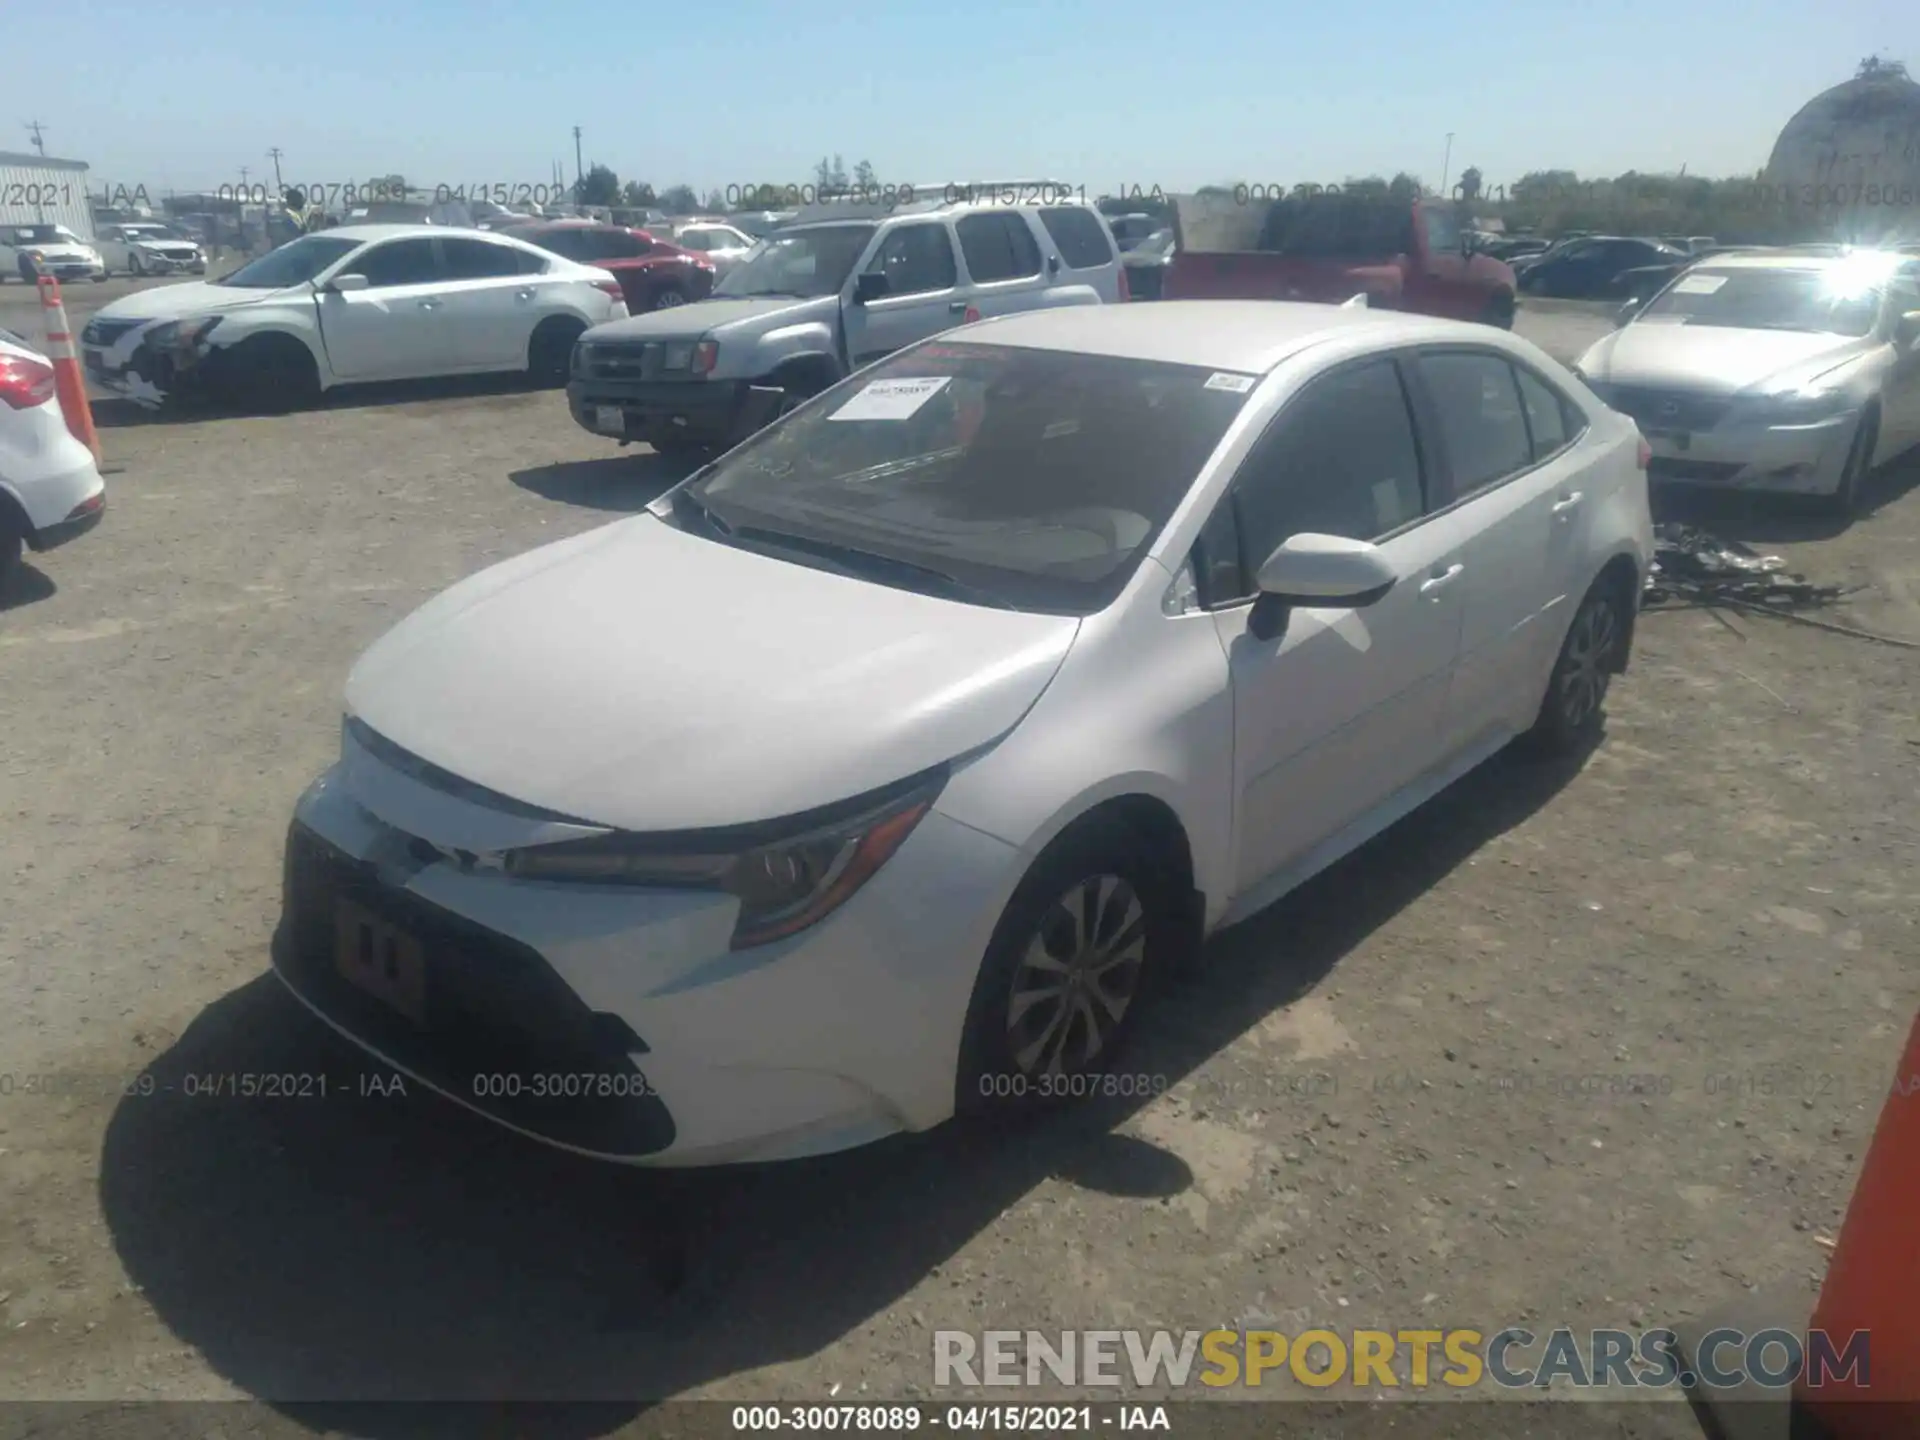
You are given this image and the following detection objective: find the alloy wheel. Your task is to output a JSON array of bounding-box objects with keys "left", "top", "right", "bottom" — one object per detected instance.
[
  {"left": 1004, "top": 874, "right": 1147, "bottom": 1077},
  {"left": 1558, "top": 594, "right": 1619, "bottom": 731}
]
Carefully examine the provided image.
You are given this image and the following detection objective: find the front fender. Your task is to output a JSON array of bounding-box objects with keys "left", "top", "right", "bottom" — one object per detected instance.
[
  {"left": 211, "top": 306, "right": 330, "bottom": 382},
  {"left": 719, "top": 319, "right": 839, "bottom": 381}
]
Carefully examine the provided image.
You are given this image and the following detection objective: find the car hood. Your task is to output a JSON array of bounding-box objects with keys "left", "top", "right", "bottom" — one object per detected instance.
[
  {"left": 133, "top": 237, "right": 199, "bottom": 250},
  {"left": 22, "top": 243, "right": 95, "bottom": 260},
  {"left": 343, "top": 515, "right": 1081, "bottom": 833},
  {"left": 584, "top": 294, "right": 829, "bottom": 343},
  {"left": 1577, "top": 323, "right": 1871, "bottom": 395},
  {"left": 93, "top": 280, "right": 306, "bottom": 323}
]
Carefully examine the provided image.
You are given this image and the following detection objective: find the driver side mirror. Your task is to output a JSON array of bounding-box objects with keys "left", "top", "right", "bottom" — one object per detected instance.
[
  {"left": 1614, "top": 296, "right": 1641, "bottom": 328},
  {"left": 1897, "top": 311, "right": 1920, "bottom": 349},
  {"left": 853, "top": 270, "right": 889, "bottom": 304},
  {"left": 1247, "top": 534, "right": 1398, "bottom": 641},
  {"left": 325, "top": 272, "right": 369, "bottom": 293}
]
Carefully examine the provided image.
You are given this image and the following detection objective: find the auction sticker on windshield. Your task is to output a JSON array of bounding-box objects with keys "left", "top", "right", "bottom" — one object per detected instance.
[
  {"left": 1204, "top": 372, "right": 1257, "bottom": 393},
  {"left": 829, "top": 377, "right": 952, "bottom": 422},
  {"left": 1672, "top": 273, "right": 1729, "bottom": 295}
]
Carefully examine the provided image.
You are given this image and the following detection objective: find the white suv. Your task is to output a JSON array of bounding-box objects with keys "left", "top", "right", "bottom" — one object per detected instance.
[{"left": 567, "top": 182, "right": 1128, "bottom": 457}]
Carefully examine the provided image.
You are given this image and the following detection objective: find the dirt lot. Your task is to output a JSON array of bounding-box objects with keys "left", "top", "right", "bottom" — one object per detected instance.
[{"left": 0, "top": 286, "right": 1916, "bottom": 1430}]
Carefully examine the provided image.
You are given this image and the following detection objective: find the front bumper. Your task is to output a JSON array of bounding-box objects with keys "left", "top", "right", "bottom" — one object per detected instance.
[
  {"left": 83, "top": 332, "right": 220, "bottom": 408},
  {"left": 1638, "top": 410, "right": 1863, "bottom": 497},
  {"left": 135, "top": 251, "right": 206, "bottom": 273},
  {"left": 565, "top": 376, "right": 748, "bottom": 445},
  {"left": 28, "top": 259, "right": 106, "bottom": 281},
  {"left": 272, "top": 761, "right": 1019, "bottom": 1167}
]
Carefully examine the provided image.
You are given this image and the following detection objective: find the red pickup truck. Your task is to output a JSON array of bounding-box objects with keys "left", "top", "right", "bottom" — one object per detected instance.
[{"left": 1164, "top": 190, "right": 1517, "bottom": 327}]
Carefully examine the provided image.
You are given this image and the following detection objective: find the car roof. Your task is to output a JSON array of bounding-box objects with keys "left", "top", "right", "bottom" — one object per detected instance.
[
  {"left": 945, "top": 301, "right": 1503, "bottom": 373},
  {"left": 311, "top": 223, "right": 529, "bottom": 243},
  {"left": 1683, "top": 249, "right": 1910, "bottom": 273}
]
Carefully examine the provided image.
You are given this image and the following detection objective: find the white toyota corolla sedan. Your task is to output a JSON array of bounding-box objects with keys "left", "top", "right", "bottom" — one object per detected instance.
[{"left": 276, "top": 301, "right": 1653, "bottom": 1167}]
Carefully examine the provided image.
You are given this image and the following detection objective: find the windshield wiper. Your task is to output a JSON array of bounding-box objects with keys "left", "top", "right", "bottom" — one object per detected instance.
[
  {"left": 729, "top": 524, "right": 1014, "bottom": 609},
  {"left": 671, "top": 487, "right": 734, "bottom": 537}
]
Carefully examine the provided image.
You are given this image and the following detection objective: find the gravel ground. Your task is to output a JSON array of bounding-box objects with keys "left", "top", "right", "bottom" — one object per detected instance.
[{"left": 0, "top": 288, "right": 1916, "bottom": 1431}]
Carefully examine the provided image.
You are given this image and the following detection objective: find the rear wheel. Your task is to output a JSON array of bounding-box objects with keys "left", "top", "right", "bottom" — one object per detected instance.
[
  {"left": 1819, "top": 408, "right": 1878, "bottom": 519},
  {"left": 1522, "top": 576, "right": 1629, "bottom": 756},
  {"left": 647, "top": 285, "right": 687, "bottom": 312},
  {"left": 527, "top": 318, "right": 585, "bottom": 387},
  {"left": 1480, "top": 290, "right": 1516, "bottom": 329},
  {"left": 0, "top": 509, "right": 23, "bottom": 596}
]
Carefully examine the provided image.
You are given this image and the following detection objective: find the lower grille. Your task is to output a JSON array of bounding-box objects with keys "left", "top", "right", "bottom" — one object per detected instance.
[
  {"left": 1649, "top": 458, "right": 1743, "bottom": 483},
  {"left": 276, "top": 823, "right": 677, "bottom": 1157}
]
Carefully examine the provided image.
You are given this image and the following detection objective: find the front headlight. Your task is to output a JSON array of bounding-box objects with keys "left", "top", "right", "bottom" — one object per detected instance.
[
  {"left": 1745, "top": 388, "right": 1852, "bottom": 424},
  {"left": 501, "top": 769, "right": 945, "bottom": 949},
  {"left": 145, "top": 315, "right": 224, "bottom": 350},
  {"left": 661, "top": 340, "right": 695, "bottom": 370}
]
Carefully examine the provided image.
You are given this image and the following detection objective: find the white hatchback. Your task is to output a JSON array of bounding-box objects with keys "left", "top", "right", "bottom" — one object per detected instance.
[
  {"left": 0, "top": 333, "right": 105, "bottom": 592},
  {"left": 277, "top": 302, "right": 1653, "bottom": 1167}
]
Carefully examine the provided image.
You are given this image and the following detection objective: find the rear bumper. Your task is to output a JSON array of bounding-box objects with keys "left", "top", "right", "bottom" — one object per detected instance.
[
  {"left": 566, "top": 377, "right": 748, "bottom": 444},
  {"left": 32, "top": 494, "right": 105, "bottom": 551}
]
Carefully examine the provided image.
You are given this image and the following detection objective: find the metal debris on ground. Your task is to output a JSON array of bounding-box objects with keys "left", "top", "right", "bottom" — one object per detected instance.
[{"left": 1642, "top": 524, "right": 1846, "bottom": 610}]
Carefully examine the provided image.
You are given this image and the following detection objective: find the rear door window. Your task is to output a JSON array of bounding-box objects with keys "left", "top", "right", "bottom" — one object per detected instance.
[
  {"left": 1039, "top": 207, "right": 1116, "bottom": 268},
  {"left": 956, "top": 213, "right": 1043, "bottom": 282},
  {"left": 1416, "top": 351, "right": 1535, "bottom": 494},
  {"left": 864, "top": 222, "right": 957, "bottom": 295},
  {"left": 441, "top": 237, "right": 525, "bottom": 279},
  {"left": 354, "top": 238, "right": 444, "bottom": 287}
]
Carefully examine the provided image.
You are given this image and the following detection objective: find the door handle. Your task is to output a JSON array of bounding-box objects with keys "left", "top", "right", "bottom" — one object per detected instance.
[
  {"left": 1419, "top": 563, "right": 1464, "bottom": 597},
  {"left": 1552, "top": 491, "right": 1584, "bottom": 514},
  {"left": 948, "top": 301, "right": 968, "bottom": 313},
  {"left": 417, "top": 298, "right": 442, "bottom": 310}
]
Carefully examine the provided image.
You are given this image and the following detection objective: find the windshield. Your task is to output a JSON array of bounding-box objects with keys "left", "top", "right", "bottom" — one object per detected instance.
[
  {"left": 712, "top": 224, "right": 875, "bottom": 298},
  {"left": 677, "top": 340, "right": 1253, "bottom": 614},
  {"left": 1134, "top": 229, "right": 1175, "bottom": 258},
  {"left": 126, "top": 225, "right": 185, "bottom": 241},
  {"left": 9, "top": 225, "right": 78, "bottom": 245},
  {"left": 1639, "top": 264, "right": 1887, "bottom": 336},
  {"left": 214, "top": 234, "right": 361, "bottom": 288}
]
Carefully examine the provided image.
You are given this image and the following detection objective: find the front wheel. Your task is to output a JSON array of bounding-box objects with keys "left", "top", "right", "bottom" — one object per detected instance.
[
  {"left": 955, "top": 827, "right": 1172, "bottom": 1116},
  {"left": 1480, "top": 291, "right": 1515, "bottom": 329},
  {"left": 1819, "top": 409, "right": 1877, "bottom": 519},
  {"left": 1522, "top": 578, "right": 1628, "bottom": 756},
  {"left": 526, "top": 318, "right": 584, "bottom": 387},
  {"left": 128, "top": 251, "right": 145, "bottom": 276},
  {"left": 221, "top": 335, "right": 320, "bottom": 414},
  {"left": 647, "top": 285, "right": 687, "bottom": 312}
]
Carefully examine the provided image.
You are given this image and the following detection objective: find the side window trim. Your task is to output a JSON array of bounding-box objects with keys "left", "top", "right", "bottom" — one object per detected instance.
[
  {"left": 1189, "top": 350, "right": 1431, "bottom": 612},
  {"left": 1512, "top": 360, "right": 1589, "bottom": 463}
]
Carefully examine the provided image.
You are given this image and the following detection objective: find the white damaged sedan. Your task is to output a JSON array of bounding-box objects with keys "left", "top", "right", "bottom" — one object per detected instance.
[{"left": 276, "top": 301, "right": 1652, "bottom": 1167}]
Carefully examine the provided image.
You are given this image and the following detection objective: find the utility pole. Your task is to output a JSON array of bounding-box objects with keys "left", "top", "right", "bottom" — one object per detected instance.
[
  {"left": 573, "top": 126, "right": 584, "bottom": 198},
  {"left": 25, "top": 120, "right": 47, "bottom": 156},
  {"left": 268, "top": 147, "right": 284, "bottom": 191},
  {"left": 1440, "top": 132, "right": 1454, "bottom": 197},
  {"left": 240, "top": 165, "right": 250, "bottom": 190}
]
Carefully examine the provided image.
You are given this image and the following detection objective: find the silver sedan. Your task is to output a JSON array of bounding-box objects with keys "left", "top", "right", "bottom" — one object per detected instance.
[{"left": 1572, "top": 249, "right": 1920, "bottom": 515}]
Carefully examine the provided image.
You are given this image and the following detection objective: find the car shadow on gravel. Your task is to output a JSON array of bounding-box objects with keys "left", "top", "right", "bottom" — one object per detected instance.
[
  {"left": 0, "top": 562, "right": 56, "bottom": 611},
  {"left": 90, "top": 376, "right": 570, "bottom": 429},
  {"left": 95, "top": 742, "right": 1592, "bottom": 1433},
  {"left": 510, "top": 453, "right": 695, "bottom": 512},
  {"left": 1650, "top": 448, "right": 1920, "bottom": 543}
]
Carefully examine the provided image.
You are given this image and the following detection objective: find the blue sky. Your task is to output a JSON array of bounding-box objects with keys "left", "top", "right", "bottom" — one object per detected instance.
[{"left": 12, "top": 0, "right": 1912, "bottom": 200}]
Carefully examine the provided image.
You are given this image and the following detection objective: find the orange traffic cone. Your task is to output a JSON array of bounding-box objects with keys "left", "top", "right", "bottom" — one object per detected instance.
[
  {"left": 1797, "top": 1007, "right": 1920, "bottom": 1430},
  {"left": 36, "top": 275, "right": 101, "bottom": 465}
]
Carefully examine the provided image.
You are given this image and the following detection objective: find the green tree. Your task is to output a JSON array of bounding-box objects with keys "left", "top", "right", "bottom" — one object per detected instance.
[
  {"left": 813, "top": 154, "right": 849, "bottom": 191},
  {"left": 702, "top": 188, "right": 727, "bottom": 212},
  {"left": 621, "top": 180, "right": 657, "bottom": 208},
  {"left": 853, "top": 159, "right": 878, "bottom": 190},
  {"left": 658, "top": 183, "right": 699, "bottom": 214},
  {"left": 578, "top": 163, "right": 621, "bottom": 206},
  {"left": 1457, "top": 166, "right": 1483, "bottom": 202}
]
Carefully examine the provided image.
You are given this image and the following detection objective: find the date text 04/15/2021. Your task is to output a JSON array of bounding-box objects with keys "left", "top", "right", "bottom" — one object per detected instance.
[{"left": 727, "top": 1404, "right": 1171, "bottom": 1431}]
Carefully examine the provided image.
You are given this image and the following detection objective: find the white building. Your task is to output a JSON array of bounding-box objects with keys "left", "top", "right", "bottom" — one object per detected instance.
[{"left": 0, "top": 150, "right": 95, "bottom": 241}]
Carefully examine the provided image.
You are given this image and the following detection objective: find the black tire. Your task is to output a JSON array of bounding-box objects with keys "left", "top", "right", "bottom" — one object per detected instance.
[
  {"left": 0, "top": 509, "right": 23, "bottom": 596},
  {"left": 1819, "top": 409, "right": 1877, "bottom": 519},
  {"left": 1522, "top": 575, "right": 1630, "bottom": 757},
  {"left": 955, "top": 821, "right": 1176, "bottom": 1116},
  {"left": 1481, "top": 290, "right": 1516, "bottom": 329},
  {"left": 646, "top": 285, "right": 687, "bottom": 313},
  {"left": 222, "top": 334, "right": 320, "bottom": 414},
  {"left": 128, "top": 251, "right": 145, "bottom": 277},
  {"left": 17, "top": 255, "right": 39, "bottom": 283},
  {"left": 527, "top": 318, "right": 584, "bottom": 387}
]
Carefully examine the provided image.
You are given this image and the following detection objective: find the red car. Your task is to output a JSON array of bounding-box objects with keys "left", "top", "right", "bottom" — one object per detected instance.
[{"left": 502, "top": 220, "right": 715, "bottom": 313}]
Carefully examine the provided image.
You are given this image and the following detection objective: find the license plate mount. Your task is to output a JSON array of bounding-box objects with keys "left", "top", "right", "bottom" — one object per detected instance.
[
  {"left": 333, "top": 898, "right": 427, "bottom": 1023},
  {"left": 594, "top": 405, "right": 625, "bottom": 434}
]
